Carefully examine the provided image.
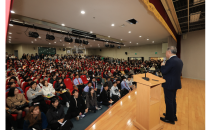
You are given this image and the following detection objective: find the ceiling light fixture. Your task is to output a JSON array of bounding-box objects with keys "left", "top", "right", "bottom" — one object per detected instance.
[
  {"left": 137, "top": 43, "right": 138, "bottom": 44},
  {"left": 147, "top": 39, "right": 149, "bottom": 40},
  {"left": 111, "top": 24, "right": 115, "bottom": 26},
  {"left": 8, "top": 36, "right": 11, "bottom": 38},
  {"left": 54, "top": 42, "right": 56, "bottom": 43},
  {"left": 9, "top": 24, "right": 13, "bottom": 26},
  {"left": 81, "top": 10, "right": 85, "bottom": 14},
  {"left": 61, "top": 24, "right": 65, "bottom": 26},
  {"left": 108, "top": 36, "right": 110, "bottom": 38},
  {"left": 8, "top": 39, "right": 11, "bottom": 40},
  {"left": 139, "top": 36, "right": 142, "bottom": 37},
  {"left": 128, "top": 31, "right": 131, "bottom": 33},
  {"left": 49, "top": 43, "right": 51, "bottom": 44},
  {"left": 11, "top": 10, "right": 15, "bottom": 13},
  {"left": 152, "top": 41, "right": 154, "bottom": 43},
  {"left": 121, "top": 39, "right": 122, "bottom": 41},
  {"left": 130, "top": 42, "right": 131, "bottom": 43},
  {"left": 90, "top": 31, "right": 93, "bottom": 33},
  {"left": 31, "top": 41, "right": 33, "bottom": 43},
  {"left": 190, "top": 11, "right": 201, "bottom": 23},
  {"left": 9, "top": 32, "right": 12, "bottom": 34},
  {"left": 35, "top": 39, "right": 37, "bottom": 41},
  {"left": 39, "top": 36, "right": 41, "bottom": 38}
]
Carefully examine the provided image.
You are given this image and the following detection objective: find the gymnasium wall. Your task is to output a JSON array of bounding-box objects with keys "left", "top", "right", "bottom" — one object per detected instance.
[{"left": 181, "top": 29, "right": 205, "bottom": 80}]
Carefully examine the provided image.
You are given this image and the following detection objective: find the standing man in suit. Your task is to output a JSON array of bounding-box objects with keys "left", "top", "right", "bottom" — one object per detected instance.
[{"left": 160, "top": 46, "right": 183, "bottom": 124}]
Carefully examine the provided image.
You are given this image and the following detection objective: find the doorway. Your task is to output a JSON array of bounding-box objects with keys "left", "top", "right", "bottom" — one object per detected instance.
[{"left": 14, "top": 50, "right": 18, "bottom": 58}]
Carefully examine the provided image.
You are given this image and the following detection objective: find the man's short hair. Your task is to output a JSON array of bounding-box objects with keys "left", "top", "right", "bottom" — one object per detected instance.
[
  {"left": 72, "top": 89, "right": 78, "bottom": 94},
  {"left": 167, "top": 46, "right": 177, "bottom": 54}
]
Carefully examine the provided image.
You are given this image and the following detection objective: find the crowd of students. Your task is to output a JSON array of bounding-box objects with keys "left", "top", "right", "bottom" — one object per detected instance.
[{"left": 5, "top": 53, "right": 163, "bottom": 130}]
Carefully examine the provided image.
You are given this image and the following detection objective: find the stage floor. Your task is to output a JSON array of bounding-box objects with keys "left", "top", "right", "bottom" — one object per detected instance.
[{"left": 85, "top": 78, "right": 205, "bottom": 130}]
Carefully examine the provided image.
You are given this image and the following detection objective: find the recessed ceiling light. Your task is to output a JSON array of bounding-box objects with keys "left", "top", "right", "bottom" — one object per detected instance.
[
  {"left": 9, "top": 32, "right": 12, "bottom": 34},
  {"left": 61, "top": 24, "right": 65, "bottom": 26},
  {"left": 35, "top": 39, "right": 37, "bottom": 41},
  {"left": 130, "top": 42, "right": 131, "bottom": 43},
  {"left": 11, "top": 10, "right": 15, "bottom": 13},
  {"left": 38, "top": 36, "right": 41, "bottom": 38},
  {"left": 90, "top": 31, "right": 93, "bottom": 33},
  {"left": 94, "top": 39, "right": 95, "bottom": 41},
  {"left": 81, "top": 10, "right": 85, "bottom": 14},
  {"left": 124, "top": 45, "right": 126, "bottom": 46},
  {"left": 9, "top": 24, "right": 13, "bottom": 26},
  {"left": 111, "top": 24, "right": 115, "bottom": 26},
  {"left": 147, "top": 39, "right": 149, "bottom": 40},
  {"left": 108, "top": 36, "right": 110, "bottom": 38},
  {"left": 9, "top": 41, "right": 11, "bottom": 43},
  {"left": 152, "top": 41, "right": 154, "bottom": 43},
  {"left": 60, "top": 39, "right": 62, "bottom": 41},
  {"left": 8, "top": 39, "right": 11, "bottom": 40},
  {"left": 31, "top": 41, "right": 33, "bottom": 43},
  {"left": 128, "top": 31, "right": 131, "bottom": 33},
  {"left": 69, "top": 43, "right": 70, "bottom": 44},
  {"left": 98, "top": 44, "right": 99, "bottom": 45},
  {"left": 121, "top": 39, "right": 122, "bottom": 41},
  {"left": 54, "top": 42, "right": 56, "bottom": 43},
  {"left": 139, "top": 36, "right": 142, "bottom": 37},
  {"left": 137, "top": 43, "right": 138, "bottom": 44},
  {"left": 9, "top": 36, "right": 11, "bottom": 38},
  {"left": 49, "top": 43, "right": 51, "bottom": 44}
]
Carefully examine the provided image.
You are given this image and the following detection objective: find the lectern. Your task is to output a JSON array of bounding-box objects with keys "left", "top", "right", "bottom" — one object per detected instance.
[{"left": 133, "top": 73, "right": 165, "bottom": 130}]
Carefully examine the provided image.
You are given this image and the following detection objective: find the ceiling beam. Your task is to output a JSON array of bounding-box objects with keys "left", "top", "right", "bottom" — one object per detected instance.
[{"left": 176, "top": 2, "right": 205, "bottom": 12}]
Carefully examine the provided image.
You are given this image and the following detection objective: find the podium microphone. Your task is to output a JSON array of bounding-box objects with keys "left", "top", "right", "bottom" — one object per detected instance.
[{"left": 163, "top": 57, "right": 166, "bottom": 63}]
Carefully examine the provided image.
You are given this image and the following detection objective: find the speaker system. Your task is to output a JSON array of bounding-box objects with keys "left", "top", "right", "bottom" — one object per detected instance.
[
  {"left": 100, "top": 49, "right": 101, "bottom": 51},
  {"left": 63, "top": 48, "right": 65, "bottom": 51},
  {"left": 125, "top": 52, "right": 127, "bottom": 55}
]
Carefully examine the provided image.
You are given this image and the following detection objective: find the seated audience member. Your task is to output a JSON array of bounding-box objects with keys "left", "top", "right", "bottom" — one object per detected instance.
[
  {"left": 107, "top": 70, "right": 112, "bottom": 77},
  {"left": 73, "top": 74, "right": 85, "bottom": 96},
  {"left": 103, "top": 71, "right": 109, "bottom": 79},
  {"left": 44, "top": 73, "right": 51, "bottom": 81},
  {"left": 49, "top": 75, "right": 56, "bottom": 84},
  {"left": 110, "top": 81, "right": 121, "bottom": 104},
  {"left": 37, "top": 78, "right": 44, "bottom": 88},
  {"left": 61, "top": 73, "right": 66, "bottom": 80},
  {"left": 55, "top": 77, "right": 71, "bottom": 107},
  {"left": 126, "top": 76, "right": 135, "bottom": 90},
  {"left": 121, "top": 76, "right": 131, "bottom": 97},
  {"left": 106, "top": 77, "right": 113, "bottom": 90},
  {"left": 129, "top": 67, "right": 135, "bottom": 75},
  {"left": 6, "top": 82, "right": 24, "bottom": 93},
  {"left": 86, "top": 88, "right": 102, "bottom": 113},
  {"left": 83, "top": 82, "right": 93, "bottom": 95},
  {"left": 113, "top": 69, "right": 118, "bottom": 77},
  {"left": 69, "top": 73, "right": 74, "bottom": 80},
  {"left": 91, "top": 78, "right": 98, "bottom": 91},
  {"left": 6, "top": 87, "right": 29, "bottom": 129},
  {"left": 24, "top": 79, "right": 33, "bottom": 90},
  {"left": 23, "top": 105, "right": 48, "bottom": 130},
  {"left": 27, "top": 81, "right": 48, "bottom": 114},
  {"left": 135, "top": 67, "right": 141, "bottom": 74},
  {"left": 124, "top": 67, "right": 129, "bottom": 75},
  {"left": 100, "top": 83, "right": 113, "bottom": 108},
  {"left": 41, "top": 80, "right": 55, "bottom": 98},
  {"left": 46, "top": 96, "right": 73, "bottom": 130},
  {"left": 146, "top": 65, "right": 150, "bottom": 71},
  {"left": 65, "top": 90, "right": 88, "bottom": 121}
]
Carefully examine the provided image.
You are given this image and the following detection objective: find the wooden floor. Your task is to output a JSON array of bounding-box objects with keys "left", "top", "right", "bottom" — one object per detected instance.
[{"left": 85, "top": 78, "right": 205, "bottom": 130}]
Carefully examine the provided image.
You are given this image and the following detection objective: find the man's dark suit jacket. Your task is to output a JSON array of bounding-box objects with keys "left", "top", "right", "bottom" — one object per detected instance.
[{"left": 161, "top": 56, "right": 183, "bottom": 90}]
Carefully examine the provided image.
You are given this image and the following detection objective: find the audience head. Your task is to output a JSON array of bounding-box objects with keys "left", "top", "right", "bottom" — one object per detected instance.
[
  {"left": 92, "top": 78, "right": 96, "bottom": 82},
  {"left": 116, "top": 79, "right": 121, "bottom": 84},
  {"left": 57, "top": 77, "right": 62, "bottom": 83},
  {"left": 8, "top": 87, "right": 19, "bottom": 97},
  {"left": 113, "top": 81, "right": 117, "bottom": 87},
  {"left": 39, "top": 78, "right": 43, "bottom": 83},
  {"left": 72, "top": 89, "right": 79, "bottom": 98},
  {"left": 103, "top": 83, "right": 109, "bottom": 91},
  {"left": 52, "top": 75, "right": 56, "bottom": 79},
  {"left": 30, "top": 81, "right": 37, "bottom": 89},
  {"left": 88, "top": 81, "right": 92, "bottom": 87},
  {"left": 8, "top": 82, "right": 16, "bottom": 88},
  {"left": 75, "top": 74, "right": 79, "bottom": 78},
  {"left": 128, "top": 76, "right": 131, "bottom": 81},
  {"left": 51, "top": 96, "right": 60, "bottom": 109},
  {"left": 27, "top": 79, "right": 32, "bottom": 84},
  {"left": 24, "top": 105, "right": 41, "bottom": 125},
  {"left": 42, "top": 80, "right": 48, "bottom": 86}
]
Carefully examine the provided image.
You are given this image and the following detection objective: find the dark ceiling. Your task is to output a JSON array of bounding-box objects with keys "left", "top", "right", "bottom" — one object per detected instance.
[{"left": 173, "top": 0, "right": 205, "bottom": 34}]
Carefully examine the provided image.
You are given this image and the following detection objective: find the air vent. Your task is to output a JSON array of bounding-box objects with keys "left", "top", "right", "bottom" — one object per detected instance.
[{"left": 126, "top": 19, "right": 138, "bottom": 24}]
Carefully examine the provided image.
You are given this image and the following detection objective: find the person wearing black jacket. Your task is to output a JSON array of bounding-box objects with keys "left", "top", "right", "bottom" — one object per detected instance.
[
  {"left": 100, "top": 83, "right": 113, "bottom": 108},
  {"left": 65, "top": 90, "right": 88, "bottom": 121},
  {"left": 46, "top": 96, "right": 73, "bottom": 130},
  {"left": 54, "top": 77, "right": 71, "bottom": 107},
  {"left": 40, "top": 54, "right": 44, "bottom": 60},
  {"left": 22, "top": 53, "right": 27, "bottom": 59},
  {"left": 103, "top": 71, "right": 109, "bottom": 79}
]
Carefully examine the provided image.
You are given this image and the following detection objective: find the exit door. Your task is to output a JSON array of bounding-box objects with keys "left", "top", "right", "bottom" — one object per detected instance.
[{"left": 14, "top": 50, "right": 18, "bottom": 58}]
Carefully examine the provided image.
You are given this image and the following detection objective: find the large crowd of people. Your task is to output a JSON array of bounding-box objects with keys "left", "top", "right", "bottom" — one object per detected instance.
[{"left": 5, "top": 53, "right": 163, "bottom": 130}]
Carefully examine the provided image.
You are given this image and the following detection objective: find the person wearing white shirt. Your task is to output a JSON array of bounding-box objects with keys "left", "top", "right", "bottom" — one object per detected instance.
[
  {"left": 110, "top": 82, "right": 120, "bottom": 104},
  {"left": 126, "top": 76, "right": 135, "bottom": 90},
  {"left": 41, "top": 80, "right": 55, "bottom": 97},
  {"left": 37, "top": 78, "right": 44, "bottom": 88}
]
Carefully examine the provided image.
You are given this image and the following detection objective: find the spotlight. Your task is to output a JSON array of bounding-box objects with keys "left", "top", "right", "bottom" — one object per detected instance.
[
  {"left": 29, "top": 31, "right": 39, "bottom": 38},
  {"left": 64, "top": 37, "right": 73, "bottom": 43},
  {"left": 110, "top": 45, "right": 115, "bottom": 48},
  {"left": 75, "top": 38, "right": 82, "bottom": 43},
  {"left": 46, "top": 34, "right": 55, "bottom": 40},
  {"left": 83, "top": 40, "right": 89, "bottom": 45},
  {"left": 105, "top": 44, "right": 109, "bottom": 47},
  {"left": 117, "top": 46, "right": 121, "bottom": 49}
]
